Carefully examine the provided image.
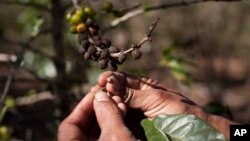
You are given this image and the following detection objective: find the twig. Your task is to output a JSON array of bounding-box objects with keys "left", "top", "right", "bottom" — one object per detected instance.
[
  {"left": 110, "top": 0, "right": 241, "bottom": 28},
  {"left": 1, "top": 0, "right": 49, "bottom": 11},
  {"left": 71, "top": 0, "right": 81, "bottom": 9},
  {"left": 0, "top": 37, "right": 53, "bottom": 60},
  {"left": 110, "top": 18, "right": 160, "bottom": 57},
  {"left": 0, "top": 51, "right": 23, "bottom": 108}
]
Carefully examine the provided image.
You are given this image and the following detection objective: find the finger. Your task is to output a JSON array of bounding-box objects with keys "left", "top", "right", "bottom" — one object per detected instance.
[
  {"left": 118, "top": 103, "right": 127, "bottom": 117},
  {"left": 98, "top": 71, "right": 142, "bottom": 89},
  {"left": 112, "top": 96, "right": 127, "bottom": 116},
  {"left": 66, "top": 85, "right": 102, "bottom": 128},
  {"left": 93, "top": 90, "right": 125, "bottom": 131},
  {"left": 106, "top": 75, "right": 125, "bottom": 96},
  {"left": 111, "top": 95, "right": 123, "bottom": 103}
]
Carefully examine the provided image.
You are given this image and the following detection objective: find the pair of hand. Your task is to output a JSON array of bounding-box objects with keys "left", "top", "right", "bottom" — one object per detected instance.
[{"left": 58, "top": 71, "right": 232, "bottom": 140}]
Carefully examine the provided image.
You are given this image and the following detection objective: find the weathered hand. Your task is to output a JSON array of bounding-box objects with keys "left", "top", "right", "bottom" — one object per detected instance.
[
  {"left": 57, "top": 85, "right": 136, "bottom": 141},
  {"left": 97, "top": 71, "right": 234, "bottom": 139},
  {"left": 98, "top": 71, "right": 205, "bottom": 119}
]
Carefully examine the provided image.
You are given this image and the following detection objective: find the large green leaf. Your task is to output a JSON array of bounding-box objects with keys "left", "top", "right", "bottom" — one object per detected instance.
[
  {"left": 141, "top": 114, "right": 227, "bottom": 141},
  {"left": 141, "top": 119, "right": 169, "bottom": 141}
]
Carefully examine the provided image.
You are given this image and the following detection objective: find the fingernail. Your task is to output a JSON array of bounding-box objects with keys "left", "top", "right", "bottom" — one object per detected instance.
[{"left": 95, "top": 91, "right": 110, "bottom": 102}]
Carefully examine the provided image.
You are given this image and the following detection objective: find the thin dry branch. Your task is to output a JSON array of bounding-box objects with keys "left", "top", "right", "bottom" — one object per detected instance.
[
  {"left": 0, "top": 51, "right": 23, "bottom": 108},
  {"left": 110, "top": 0, "right": 241, "bottom": 28},
  {"left": 110, "top": 18, "right": 160, "bottom": 58}
]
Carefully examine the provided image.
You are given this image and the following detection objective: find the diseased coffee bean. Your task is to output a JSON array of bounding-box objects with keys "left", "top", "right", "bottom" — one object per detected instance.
[
  {"left": 92, "top": 35, "right": 102, "bottom": 41},
  {"left": 78, "top": 33, "right": 88, "bottom": 41},
  {"left": 79, "top": 47, "right": 86, "bottom": 55},
  {"left": 100, "top": 50, "right": 109, "bottom": 59},
  {"left": 89, "top": 27, "right": 98, "bottom": 36},
  {"left": 81, "top": 40, "right": 90, "bottom": 48},
  {"left": 84, "top": 52, "right": 91, "bottom": 59},
  {"left": 131, "top": 49, "right": 142, "bottom": 60},
  {"left": 109, "top": 47, "right": 120, "bottom": 53},
  {"left": 87, "top": 46, "right": 96, "bottom": 55},
  {"left": 102, "top": 39, "right": 111, "bottom": 47},
  {"left": 93, "top": 40, "right": 102, "bottom": 47},
  {"left": 91, "top": 53, "right": 99, "bottom": 61},
  {"left": 99, "top": 44, "right": 107, "bottom": 49},
  {"left": 118, "top": 52, "right": 126, "bottom": 64},
  {"left": 108, "top": 60, "right": 117, "bottom": 71},
  {"left": 99, "top": 59, "right": 108, "bottom": 69}
]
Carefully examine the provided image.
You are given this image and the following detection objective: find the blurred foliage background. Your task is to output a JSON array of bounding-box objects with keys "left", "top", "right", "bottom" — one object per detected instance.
[{"left": 0, "top": 0, "right": 250, "bottom": 140}]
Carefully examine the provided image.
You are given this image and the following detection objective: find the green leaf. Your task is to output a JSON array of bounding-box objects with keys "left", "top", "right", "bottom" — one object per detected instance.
[
  {"left": 153, "top": 114, "right": 227, "bottom": 141},
  {"left": 30, "top": 17, "right": 43, "bottom": 37},
  {"left": 141, "top": 119, "right": 169, "bottom": 141},
  {"left": 17, "top": 8, "right": 44, "bottom": 37}
]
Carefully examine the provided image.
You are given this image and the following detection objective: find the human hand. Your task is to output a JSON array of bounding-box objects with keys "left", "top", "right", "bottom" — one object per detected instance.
[
  {"left": 98, "top": 71, "right": 207, "bottom": 120},
  {"left": 97, "top": 71, "right": 234, "bottom": 139},
  {"left": 57, "top": 85, "right": 137, "bottom": 141}
]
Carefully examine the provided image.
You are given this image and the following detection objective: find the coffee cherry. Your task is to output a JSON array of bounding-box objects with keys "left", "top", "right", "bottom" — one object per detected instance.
[
  {"left": 85, "top": 18, "right": 94, "bottom": 27},
  {"left": 99, "top": 59, "right": 108, "bottom": 69},
  {"left": 92, "top": 35, "right": 102, "bottom": 41},
  {"left": 84, "top": 52, "right": 91, "bottom": 59},
  {"left": 93, "top": 40, "right": 102, "bottom": 47},
  {"left": 84, "top": 6, "right": 96, "bottom": 18},
  {"left": 81, "top": 40, "right": 90, "bottom": 48},
  {"left": 78, "top": 33, "right": 88, "bottom": 41},
  {"left": 79, "top": 47, "right": 86, "bottom": 55},
  {"left": 118, "top": 52, "right": 126, "bottom": 64},
  {"left": 66, "top": 12, "right": 72, "bottom": 22},
  {"left": 131, "top": 49, "right": 142, "bottom": 60},
  {"left": 75, "top": 9, "right": 87, "bottom": 22},
  {"left": 89, "top": 27, "right": 98, "bottom": 36},
  {"left": 109, "top": 47, "right": 120, "bottom": 53},
  {"left": 102, "top": 39, "right": 111, "bottom": 47},
  {"left": 99, "top": 44, "right": 107, "bottom": 49},
  {"left": 108, "top": 60, "right": 117, "bottom": 71},
  {"left": 70, "top": 25, "right": 77, "bottom": 34},
  {"left": 70, "top": 14, "right": 82, "bottom": 25},
  {"left": 91, "top": 53, "right": 99, "bottom": 61},
  {"left": 103, "top": 2, "right": 113, "bottom": 12},
  {"left": 100, "top": 50, "right": 109, "bottom": 59},
  {"left": 76, "top": 23, "right": 87, "bottom": 33},
  {"left": 87, "top": 46, "right": 96, "bottom": 55}
]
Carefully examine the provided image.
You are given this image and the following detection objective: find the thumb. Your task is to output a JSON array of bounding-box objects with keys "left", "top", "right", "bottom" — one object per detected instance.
[{"left": 93, "top": 90, "right": 125, "bottom": 130}]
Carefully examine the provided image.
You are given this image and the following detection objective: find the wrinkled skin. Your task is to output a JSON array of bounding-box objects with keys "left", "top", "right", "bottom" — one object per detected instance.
[{"left": 58, "top": 71, "right": 235, "bottom": 140}]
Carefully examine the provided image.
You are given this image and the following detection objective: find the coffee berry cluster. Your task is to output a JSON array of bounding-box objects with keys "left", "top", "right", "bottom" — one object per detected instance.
[{"left": 66, "top": 3, "right": 158, "bottom": 71}]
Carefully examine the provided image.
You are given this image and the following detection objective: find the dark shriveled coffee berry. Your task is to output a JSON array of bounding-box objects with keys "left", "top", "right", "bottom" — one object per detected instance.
[
  {"left": 93, "top": 40, "right": 102, "bottom": 47},
  {"left": 118, "top": 52, "right": 126, "bottom": 64},
  {"left": 91, "top": 53, "right": 99, "bottom": 61},
  {"left": 100, "top": 50, "right": 109, "bottom": 59},
  {"left": 102, "top": 39, "right": 111, "bottom": 47},
  {"left": 84, "top": 52, "right": 91, "bottom": 59},
  {"left": 78, "top": 33, "right": 88, "bottom": 41},
  {"left": 109, "top": 47, "right": 120, "bottom": 53},
  {"left": 81, "top": 40, "right": 90, "bottom": 48},
  {"left": 92, "top": 35, "right": 102, "bottom": 42},
  {"left": 131, "top": 49, "right": 142, "bottom": 60},
  {"left": 99, "top": 59, "right": 108, "bottom": 69},
  {"left": 79, "top": 47, "right": 86, "bottom": 55},
  {"left": 108, "top": 60, "right": 118, "bottom": 71},
  {"left": 87, "top": 46, "right": 96, "bottom": 55}
]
